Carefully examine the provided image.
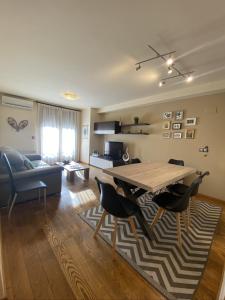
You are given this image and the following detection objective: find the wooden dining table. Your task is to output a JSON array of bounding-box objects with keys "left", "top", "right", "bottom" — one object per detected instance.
[{"left": 103, "top": 162, "right": 196, "bottom": 239}]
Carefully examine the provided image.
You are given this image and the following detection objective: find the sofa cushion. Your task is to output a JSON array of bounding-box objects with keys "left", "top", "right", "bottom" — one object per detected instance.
[
  {"left": 31, "top": 160, "right": 49, "bottom": 169},
  {"left": 0, "top": 146, "right": 34, "bottom": 174}
]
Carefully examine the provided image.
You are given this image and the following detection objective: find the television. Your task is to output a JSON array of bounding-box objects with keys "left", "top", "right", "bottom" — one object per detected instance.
[{"left": 104, "top": 141, "right": 123, "bottom": 160}]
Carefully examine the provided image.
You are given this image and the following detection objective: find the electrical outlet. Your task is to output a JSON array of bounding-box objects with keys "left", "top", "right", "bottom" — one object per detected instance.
[{"left": 199, "top": 146, "right": 208, "bottom": 153}]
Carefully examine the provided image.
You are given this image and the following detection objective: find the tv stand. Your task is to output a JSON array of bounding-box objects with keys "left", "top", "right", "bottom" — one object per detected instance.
[{"left": 90, "top": 155, "right": 123, "bottom": 169}]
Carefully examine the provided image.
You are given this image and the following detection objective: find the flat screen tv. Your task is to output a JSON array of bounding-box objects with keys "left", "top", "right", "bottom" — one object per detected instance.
[{"left": 104, "top": 141, "right": 123, "bottom": 160}]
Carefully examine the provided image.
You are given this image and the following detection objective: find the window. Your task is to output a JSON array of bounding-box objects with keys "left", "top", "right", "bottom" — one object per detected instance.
[{"left": 38, "top": 104, "right": 80, "bottom": 164}]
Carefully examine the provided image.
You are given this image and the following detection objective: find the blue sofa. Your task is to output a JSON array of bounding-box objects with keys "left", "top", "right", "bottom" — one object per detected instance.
[{"left": 0, "top": 147, "right": 63, "bottom": 207}]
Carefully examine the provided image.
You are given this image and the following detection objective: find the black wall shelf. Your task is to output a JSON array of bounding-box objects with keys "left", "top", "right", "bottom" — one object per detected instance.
[
  {"left": 121, "top": 123, "right": 150, "bottom": 127},
  {"left": 118, "top": 132, "right": 149, "bottom": 135}
]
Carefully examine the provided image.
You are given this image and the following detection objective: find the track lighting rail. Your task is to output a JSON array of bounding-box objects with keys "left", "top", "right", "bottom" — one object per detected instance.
[
  {"left": 161, "top": 71, "right": 194, "bottom": 82},
  {"left": 135, "top": 44, "right": 195, "bottom": 86}
]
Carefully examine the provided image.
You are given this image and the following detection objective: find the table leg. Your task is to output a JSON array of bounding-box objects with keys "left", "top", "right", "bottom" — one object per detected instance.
[
  {"left": 83, "top": 168, "right": 89, "bottom": 180},
  {"left": 135, "top": 207, "right": 153, "bottom": 240},
  {"left": 67, "top": 171, "right": 75, "bottom": 182}
]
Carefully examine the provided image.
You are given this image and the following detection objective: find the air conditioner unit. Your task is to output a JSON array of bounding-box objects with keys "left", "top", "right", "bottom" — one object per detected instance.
[{"left": 1, "top": 96, "right": 33, "bottom": 110}]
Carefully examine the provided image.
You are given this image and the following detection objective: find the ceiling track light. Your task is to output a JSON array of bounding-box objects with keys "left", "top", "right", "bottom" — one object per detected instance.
[
  {"left": 135, "top": 44, "right": 176, "bottom": 71},
  {"left": 186, "top": 74, "right": 193, "bottom": 82},
  {"left": 166, "top": 57, "right": 174, "bottom": 66},
  {"left": 135, "top": 44, "right": 195, "bottom": 87},
  {"left": 159, "top": 80, "right": 166, "bottom": 87},
  {"left": 168, "top": 67, "right": 173, "bottom": 74},
  {"left": 159, "top": 71, "right": 194, "bottom": 86},
  {"left": 136, "top": 64, "right": 141, "bottom": 71}
]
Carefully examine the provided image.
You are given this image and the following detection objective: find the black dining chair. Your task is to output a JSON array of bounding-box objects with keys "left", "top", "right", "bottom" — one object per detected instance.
[
  {"left": 150, "top": 175, "right": 203, "bottom": 248},
  {"left": 131, "top": 158, "right": 142, "bottom": 164},
  {"left": 2, "top": 153, "right": 47, "bottom": 219},
  {"left": 94, "top": 177, "right": 140, "bottom": 256},
  {"left": 167, "top": 158, "right": 185, "bottom": 193},
  {"left": 113, "top": 158, "right": 146, "bottom": 201},
  {"left": 168, "top": 159, "right": 184, "bottom": 166},
  {"left": 168, "top": 171, "right": 210, "bottom": 225}
]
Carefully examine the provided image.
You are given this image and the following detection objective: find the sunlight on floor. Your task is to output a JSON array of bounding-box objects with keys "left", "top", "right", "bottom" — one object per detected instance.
[{"left": 69, "top": 189, "right": 98, "bottom": 209}]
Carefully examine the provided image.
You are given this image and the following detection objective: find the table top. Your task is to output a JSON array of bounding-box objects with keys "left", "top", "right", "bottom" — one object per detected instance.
[
  {"left": 56, "top": 162, "right": 89, "bottom": 172},
  {"left": 103, "top": 162, "right": 196, "bottom": 193}
]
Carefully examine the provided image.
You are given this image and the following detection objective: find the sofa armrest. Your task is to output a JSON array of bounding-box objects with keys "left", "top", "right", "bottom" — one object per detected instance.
[
  {"left": 0, "top": 165, "right": 63, "bottom": 183},
  {"left": 25, "top": 154, "right": 42, "bottom": 161},
  {"left": 15, "top": 165, "right": 63, "bottom": 179}
]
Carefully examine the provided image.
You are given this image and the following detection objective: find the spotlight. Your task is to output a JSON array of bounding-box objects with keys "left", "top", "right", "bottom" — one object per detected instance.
[
  {"left": 136, "top": 64, "right": 141, "bottom": 71},
  {"left": 166, "top": 57, "right": 174, "bottom": 66},
  {"left": 159, "top": 80, "right": 165, "bottom": 87},
  {"left": 186, "top": 75, "right": 193, "bottom": 82},
  {"left": 168, "top": 67, "right": 173, "bottom": 74}
]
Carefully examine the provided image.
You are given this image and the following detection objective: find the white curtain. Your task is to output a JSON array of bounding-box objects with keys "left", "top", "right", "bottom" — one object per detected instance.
[{"left": 38, "top": 103, "right": 80, "bottom": 164}]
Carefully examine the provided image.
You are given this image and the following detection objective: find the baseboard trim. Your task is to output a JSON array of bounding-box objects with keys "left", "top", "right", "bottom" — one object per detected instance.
[{"left": 197, "top": 193, "right": 224, "bottom": 205}]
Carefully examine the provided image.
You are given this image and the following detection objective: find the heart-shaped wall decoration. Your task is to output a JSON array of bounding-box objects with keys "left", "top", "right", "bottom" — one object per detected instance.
[{"left": 7, "top": 117, "right": 28, "bottom": 132}]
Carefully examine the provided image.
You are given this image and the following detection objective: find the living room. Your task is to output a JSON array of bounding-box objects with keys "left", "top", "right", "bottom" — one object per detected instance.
[{"left": 0, "top": 1, "right": 225, "bottom": 300}]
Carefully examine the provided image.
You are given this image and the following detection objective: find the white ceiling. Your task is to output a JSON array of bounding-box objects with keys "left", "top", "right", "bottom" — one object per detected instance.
[{"left": 0, "top": 0, "right": 225, "bottom": 110}]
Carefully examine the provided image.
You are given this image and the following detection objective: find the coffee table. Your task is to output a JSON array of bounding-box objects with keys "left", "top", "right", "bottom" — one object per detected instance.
[{"left": 56, "top": 162, "right": 90, "bottom": 182}]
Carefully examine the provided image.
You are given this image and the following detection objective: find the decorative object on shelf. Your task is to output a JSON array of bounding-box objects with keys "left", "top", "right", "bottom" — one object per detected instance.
[
  {"left": 92, "top": 150, "right": 100, "bottom": 157},
  {"left": 122, "top": 147, "right": 130, "bottom": 162},
  {"left": 185, "top": 117, "right": 197, "bottom": 126},
  {"left": 175, "top": 111, "right": 184, "bottom": 120},
  {"left": 135, "top": 44, "right": 194, "bottom": 87},
  {"left": 163, "top": 112, "right": 173, "bottom": 119},
  {"left": 185, "top": 129, "right": 195, "bottom": 139},
  {"left": 82, "top": 125, "right": 89, "bottom": 139},
  {"left": 120, "top": 122, "right": 150, "bottom": 135},
  {"left": 162, "top": 132, "right": 171, "bottom": 139},
  {"left": 173, "top": 132, "right": 182, "bottom": 139},
  {"left": 7, "top": 117, "right": 28, "bottom": 132},
  {"left": 134, "top": 117, "right": 139, "bottom": 124},
  {"left": 162, "top": 121, "right": 171, "bottom": 130},
  {"left": 172, "top": 122, "right": 182, "bottom": 130}
]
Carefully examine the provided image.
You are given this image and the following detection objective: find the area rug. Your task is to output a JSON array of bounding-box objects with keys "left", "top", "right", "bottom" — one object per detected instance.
[{"left": 79, "top": 193, "right": 222, "bottom": 300}]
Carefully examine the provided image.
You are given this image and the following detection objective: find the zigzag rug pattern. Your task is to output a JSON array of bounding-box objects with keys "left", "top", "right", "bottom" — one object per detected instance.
[{"left": 80, "top": 194, "right": 221, "bottom": 300}]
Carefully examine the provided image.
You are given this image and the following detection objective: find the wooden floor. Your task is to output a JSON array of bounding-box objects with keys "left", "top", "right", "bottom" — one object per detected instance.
[{"left": 1, "top": 166, "right": 225, "bottom": 300}]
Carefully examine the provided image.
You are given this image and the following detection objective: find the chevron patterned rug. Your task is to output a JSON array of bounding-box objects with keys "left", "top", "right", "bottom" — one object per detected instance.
[{"left": 80, "top": 193, "right": 221, "bottom": 300}]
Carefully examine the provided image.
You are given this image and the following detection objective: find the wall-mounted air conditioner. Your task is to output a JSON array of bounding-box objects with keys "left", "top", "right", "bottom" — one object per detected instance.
[{"left": 1, "top": 96, "right": 33, "bottom": 110}]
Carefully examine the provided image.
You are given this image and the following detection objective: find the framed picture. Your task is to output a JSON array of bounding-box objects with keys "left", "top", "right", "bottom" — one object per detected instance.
[
  {"left": 163, "top": 112, "right": 173, "bottom": 119},
  {"left": 172, "top": 122, "right": 182, "bottom": 130},
  {"left": 162, "top": 121, "right": 171, "bottom": 130},
  {"left": 82, "top": 125, "right": 89, "bottom": 139},
  {"left": 175, "top": 111, "right": 184, "bottom": 120},
  {"left": 185, "top": 117, "right": 197, "bottom": 126},
  {"left": 162, "top": 132, "right": 171, "bottom": 139},
  {"left": 173, "top": 132, "right": 182, "bottom": 139},
  {"left": 185, "top": 129, "right": 195, "bottom": 139}
]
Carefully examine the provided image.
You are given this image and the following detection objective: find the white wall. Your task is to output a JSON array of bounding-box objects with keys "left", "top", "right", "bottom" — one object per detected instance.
[{"left": 0, "top": 102, "right": 37, "bottom": 153}]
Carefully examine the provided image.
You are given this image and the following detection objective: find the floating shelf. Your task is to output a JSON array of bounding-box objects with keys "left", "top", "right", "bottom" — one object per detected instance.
[
  {"left": 121, "top": 123, "right": 150, "bottom": 127},
  {"left": 118, "top": 132, "right": 149, "bottom": 135}
]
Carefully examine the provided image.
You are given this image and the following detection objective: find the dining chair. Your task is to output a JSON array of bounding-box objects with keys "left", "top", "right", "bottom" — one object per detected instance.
[
  {"left": 94, "top": 177, "right": 139, "bottom": 256},
  {"left": 113, "top": 158, "right": 146, "bottom": 200},
  {"left": 168, "top": 171, "right": 210, "bottom": 225},
  {"left": 167, "top": 158, "right": 185, "bottom": 192},
  {"left": 168, "top": 159, "right": 184, "bottom": 166},
  {"left": 131, "top": 158, "right": 142, "bottom": 164},
  {"left": 150, "top": 175, "right": 203, "bottom": 248},
  {"left": 2, "top": 153, "right": 47, "bottom": 219}
]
